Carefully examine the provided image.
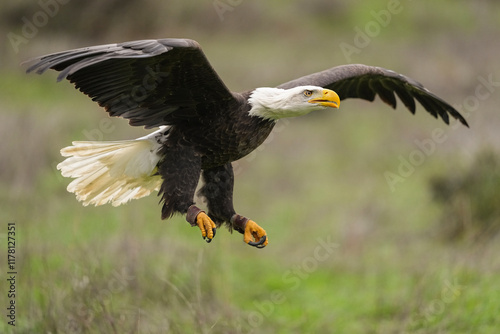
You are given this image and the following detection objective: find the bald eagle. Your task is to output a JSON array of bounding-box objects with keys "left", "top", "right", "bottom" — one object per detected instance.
[{"left": 26, "top": 38, "right": 467, "bottom": 248}]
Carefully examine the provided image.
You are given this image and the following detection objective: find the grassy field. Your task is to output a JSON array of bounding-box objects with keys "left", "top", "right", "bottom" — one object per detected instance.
[{"left": 2, "top": 1, "right": 500, "bottom": 333}]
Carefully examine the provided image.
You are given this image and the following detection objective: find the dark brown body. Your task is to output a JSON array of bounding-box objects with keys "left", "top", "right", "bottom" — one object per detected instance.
[
  {"left": 168, "top": 92, "right": 275, "bottom": 168},
  {"left": 158, "top": 92, "right": 276, "bottom": 223}
]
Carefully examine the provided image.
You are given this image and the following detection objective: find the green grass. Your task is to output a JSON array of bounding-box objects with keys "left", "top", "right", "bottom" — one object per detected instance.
[{"left": 2, "top": 2, "right": 500, "bottom": 332}]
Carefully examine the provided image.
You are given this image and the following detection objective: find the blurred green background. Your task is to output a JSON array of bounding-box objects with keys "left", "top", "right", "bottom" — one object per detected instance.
[{"left": 1, "top": 0, "right": 500, "bottom": 333}]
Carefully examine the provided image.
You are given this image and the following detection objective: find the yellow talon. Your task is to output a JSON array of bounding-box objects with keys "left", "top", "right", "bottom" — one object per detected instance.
[
  {"left": 196, "top": 212, "right": 216, "bottom": 242},
  {"left": 244, "top": 220, "right": 268, "bottom": 248}
]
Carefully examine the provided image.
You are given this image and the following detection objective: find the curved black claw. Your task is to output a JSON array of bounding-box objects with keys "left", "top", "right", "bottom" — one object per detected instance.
[
  {"left": 248, "top": 235, "right": 267, "bottom": 248},
  {"left": 204, "top": 227, "right": 217, "bottom": 243}
]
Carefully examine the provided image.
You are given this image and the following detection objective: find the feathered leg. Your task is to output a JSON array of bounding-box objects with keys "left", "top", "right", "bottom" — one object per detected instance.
[
  {"left": 198, "top": 163, "right": 236, "bottom": 224},
  {"left": 198, "top": 163, "right": 268, "bottom": 248},
  {"left": 158, "top": 145, "right": 216, "bottom": 242}
]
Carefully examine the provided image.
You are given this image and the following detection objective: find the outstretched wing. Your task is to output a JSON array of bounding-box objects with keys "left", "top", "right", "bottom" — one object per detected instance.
[
  {"left": 25, "top": 38, "right": 237, "bottom": 128},
  {"left": 277, "top": 64, "right": 468, "bottom": 127}
]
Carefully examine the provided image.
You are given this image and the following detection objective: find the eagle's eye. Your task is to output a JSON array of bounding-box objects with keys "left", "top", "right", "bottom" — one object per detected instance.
[{"left": 303, "top": 90, "right": 313, "bottom": 97}]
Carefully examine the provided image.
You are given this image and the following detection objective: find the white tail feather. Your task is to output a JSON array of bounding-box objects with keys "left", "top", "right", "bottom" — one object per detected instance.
[{"left": 57, "top": 131, "right": 165, "bottom": 207}]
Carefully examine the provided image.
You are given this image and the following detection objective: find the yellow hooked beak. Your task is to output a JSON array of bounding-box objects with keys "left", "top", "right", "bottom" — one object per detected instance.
[{"left": 308, "top": 89, "right": 340, "bottom": 109}]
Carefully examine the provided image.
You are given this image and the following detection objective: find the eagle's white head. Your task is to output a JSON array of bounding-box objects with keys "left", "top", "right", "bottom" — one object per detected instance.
[{"left": 248, "top": 86, "right": 340, "bottom": 120}]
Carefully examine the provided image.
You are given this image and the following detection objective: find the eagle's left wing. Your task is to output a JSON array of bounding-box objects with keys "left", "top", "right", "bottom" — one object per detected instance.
[{"left": 25, "top": 38, "right": 237, "bottom": 128}]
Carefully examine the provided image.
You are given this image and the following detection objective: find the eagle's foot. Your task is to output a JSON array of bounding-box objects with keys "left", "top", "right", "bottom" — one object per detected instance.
[
  {"left": 231, "top": 214, "right": 268, "bottom": 248},
  {"left": 196, "top": 212, "right": 217, "bottom": 243},
  {"left": 244, "top": 220, "right": 268, "bottom": 248},
  {"left": 186, "top": 205, "right": 216, "bottom": 243}
]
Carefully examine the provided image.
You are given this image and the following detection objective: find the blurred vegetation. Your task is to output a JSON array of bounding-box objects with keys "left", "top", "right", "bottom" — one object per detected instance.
[
  {"left": 431, "top": 150, "right": 500, "bottom": 242},
  {"left": 1, "top": 0, "right": 500, "bottom": 333}
]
